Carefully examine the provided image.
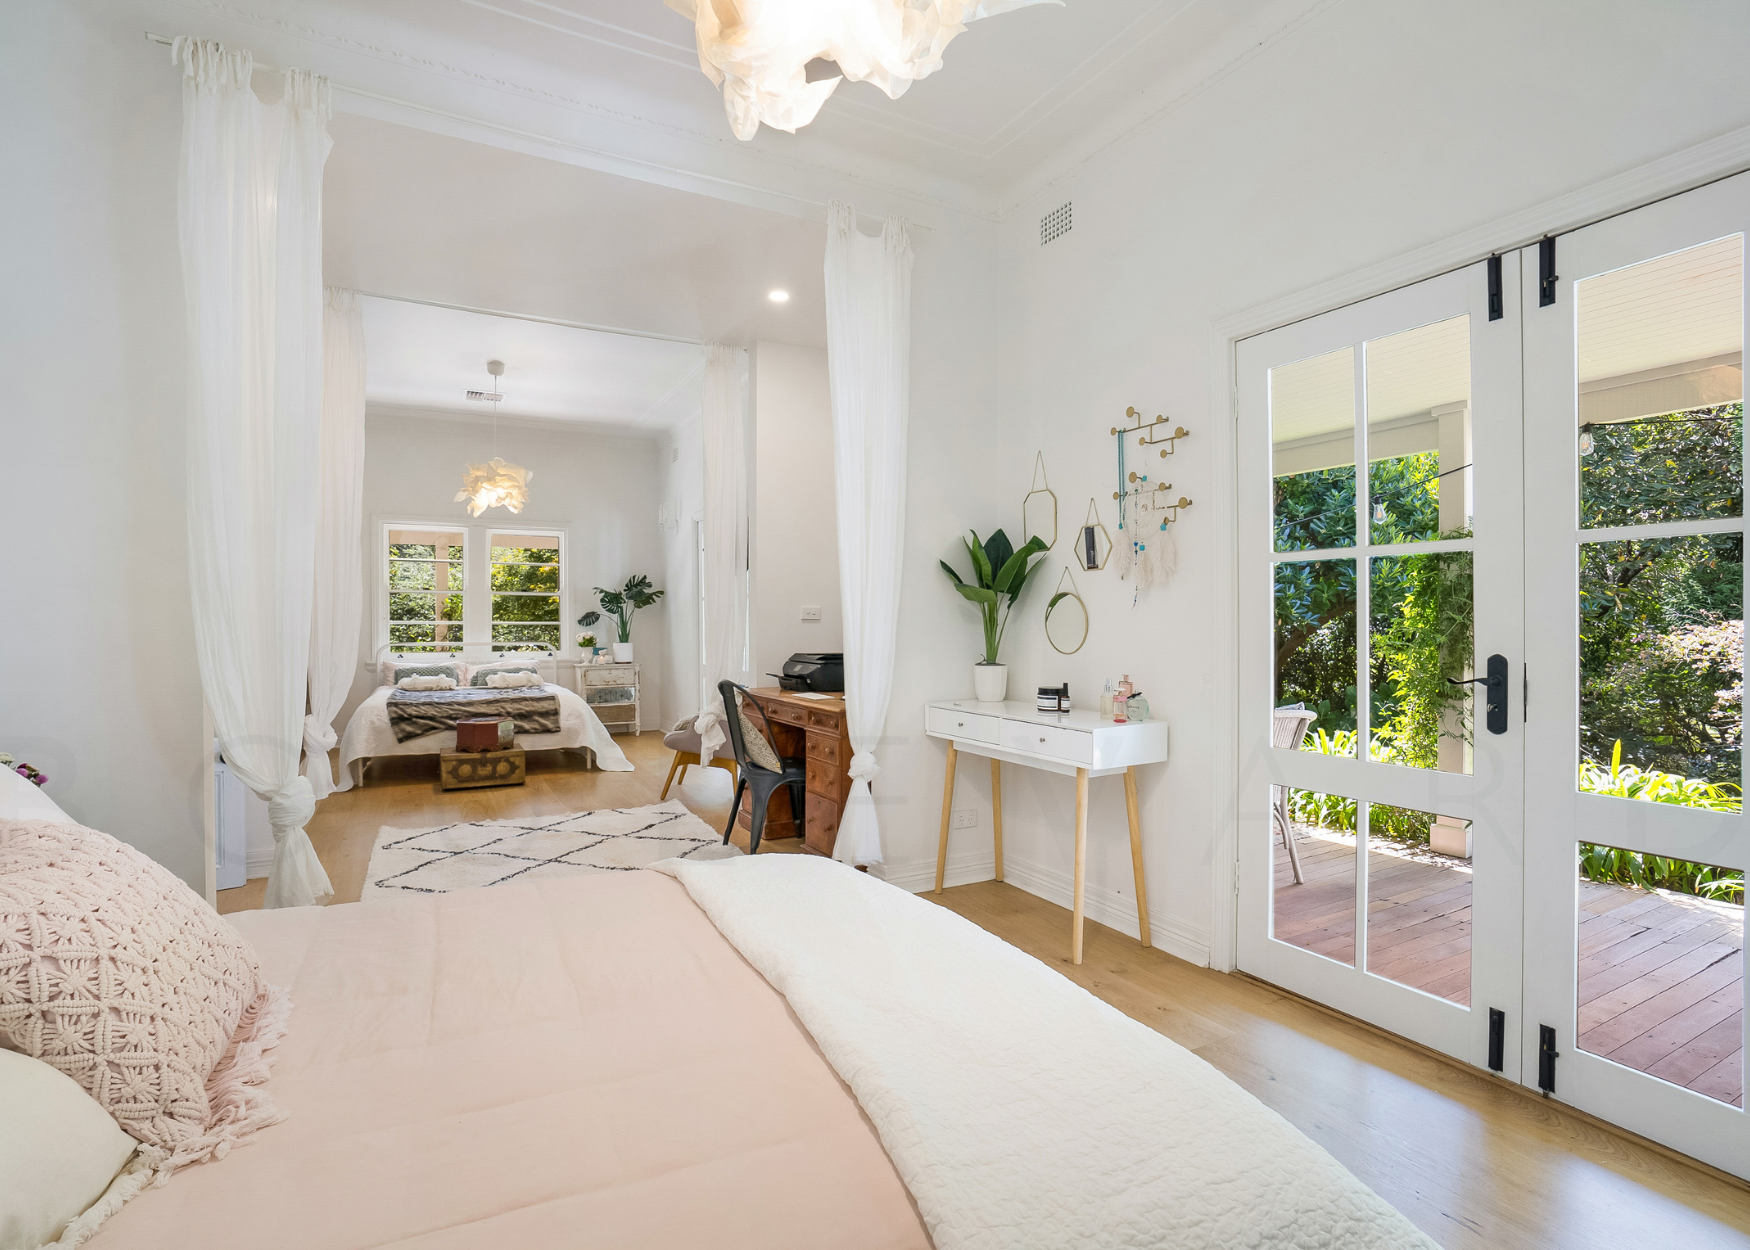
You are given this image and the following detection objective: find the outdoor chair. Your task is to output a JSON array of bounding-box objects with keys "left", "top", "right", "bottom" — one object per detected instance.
[{"left": 1272, "top": 705, "right": 1319, "bottom": 884}]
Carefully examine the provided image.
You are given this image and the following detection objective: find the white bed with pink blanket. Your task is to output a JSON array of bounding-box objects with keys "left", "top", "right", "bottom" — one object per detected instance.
[{"left": 51, "top": 853, "right": 1434, "bottom": 1250}]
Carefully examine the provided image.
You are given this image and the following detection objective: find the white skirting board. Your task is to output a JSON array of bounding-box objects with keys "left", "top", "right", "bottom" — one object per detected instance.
[{"left": 875, "top": 853, "right": 1211, "bottom": 969}]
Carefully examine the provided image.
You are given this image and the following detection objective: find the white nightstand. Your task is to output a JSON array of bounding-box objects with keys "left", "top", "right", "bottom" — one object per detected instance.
[{"left": 581, "top": 662, "right": 640, "bottom": 734}]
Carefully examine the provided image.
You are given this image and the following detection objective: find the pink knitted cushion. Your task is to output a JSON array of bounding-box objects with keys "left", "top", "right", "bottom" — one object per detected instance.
[{"left": 0, "top": 819, "right": 290, "bottom": 1176}]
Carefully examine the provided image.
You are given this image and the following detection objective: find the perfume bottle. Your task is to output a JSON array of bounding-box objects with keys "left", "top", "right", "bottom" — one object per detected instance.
[
  {"left": 1114, "top": 674, "right": 1133, "bottom": 723},
  {"left": 1101, "top": 678, "right": 1115, "bottom": 719}
]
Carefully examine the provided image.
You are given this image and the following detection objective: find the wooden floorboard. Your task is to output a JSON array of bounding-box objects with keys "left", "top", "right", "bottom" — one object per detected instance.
[{"left": 221, "top": 744, "right": 1750, "bottom": 1245}]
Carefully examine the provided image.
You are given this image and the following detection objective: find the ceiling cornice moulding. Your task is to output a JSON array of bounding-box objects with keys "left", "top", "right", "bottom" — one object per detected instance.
[{"left": 162, "top": 0, "right": 1002, "bottom": 227}]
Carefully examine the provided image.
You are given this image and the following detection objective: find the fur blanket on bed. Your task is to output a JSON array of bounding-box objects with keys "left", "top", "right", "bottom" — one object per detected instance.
[{"left": 384, "top": 685, "right": 561, "bottom": 743}]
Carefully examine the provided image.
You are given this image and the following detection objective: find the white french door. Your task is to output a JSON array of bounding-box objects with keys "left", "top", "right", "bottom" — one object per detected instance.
[
  {"left": 1237, "top": 259, "right": 1526, "bottom": 1072},
  {"left": 1237, "top": 171, "right": 1750, "bottom": 1178},
  {"left": 1522, "top": 171, "right": 1749, "bottom": 1176}
]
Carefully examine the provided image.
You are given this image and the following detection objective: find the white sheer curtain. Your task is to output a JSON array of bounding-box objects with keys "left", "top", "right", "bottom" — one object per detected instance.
[
  {"left": 825, "top": 201, "right": 912, "bottom": 868},
  {"left": 303, "top": 288, "right": 366, "bottom": 801},
  {"left": 694, "top": 344, "right": 749, "bottom": 762},
  {"left": 177, "top": 38, "right": 334, "bottom": 908}
]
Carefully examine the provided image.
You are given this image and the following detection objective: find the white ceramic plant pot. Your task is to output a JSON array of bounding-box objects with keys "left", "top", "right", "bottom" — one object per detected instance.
[
  {"left": 613, "top": 642, "right": 635, "bottom": 663},
  {"left": 973, "top": 662, "right": 1008, "bottom": 703}
]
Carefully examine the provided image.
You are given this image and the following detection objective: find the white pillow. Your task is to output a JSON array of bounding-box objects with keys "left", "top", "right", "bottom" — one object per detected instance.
[
  {"left": 396, "top": 675, "right": 457, "bottom": 691},
  {"left": 0, "top": 764, "right": 68, "bottom": 823},
  {"left": 484, "top": 670, "right": 542, "bottom": 688},
  {"left": 377, "top": 658, "right": 467, "bottom": 686},
  {"left": 0, "top": 1048, "right": 148, "bottom": 1250}
]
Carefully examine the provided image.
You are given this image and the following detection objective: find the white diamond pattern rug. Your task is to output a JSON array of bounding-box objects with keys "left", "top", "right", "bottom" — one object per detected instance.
[{"left": 362, "top": 801, "right": 740, "bottom": 898}]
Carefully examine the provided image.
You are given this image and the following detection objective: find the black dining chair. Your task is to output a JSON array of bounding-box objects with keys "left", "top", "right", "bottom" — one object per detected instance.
[{"left": 718, "top": 680, "right": 807, "bottom": 854}]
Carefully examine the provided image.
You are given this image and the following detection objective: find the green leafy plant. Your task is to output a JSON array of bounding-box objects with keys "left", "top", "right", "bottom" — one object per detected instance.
[
  {"left": 939, "top": 529, "right": 1048, "bottom": 664},
  {"left": 590, "top": 576, "right": 663, "bottom": 644}
]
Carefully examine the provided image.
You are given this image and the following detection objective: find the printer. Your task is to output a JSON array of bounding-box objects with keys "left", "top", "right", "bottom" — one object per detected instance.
[{"left": 772, "top": 652, "right": 844, "bottom": 693}]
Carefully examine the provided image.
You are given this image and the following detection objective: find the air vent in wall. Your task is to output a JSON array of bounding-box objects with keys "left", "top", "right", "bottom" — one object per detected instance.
[{"left": 1040, "top": 201, "right": 1071, "bottom": 246}]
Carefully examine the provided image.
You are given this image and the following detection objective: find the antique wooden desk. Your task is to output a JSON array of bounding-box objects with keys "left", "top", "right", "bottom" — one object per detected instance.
[
  {"left": 925, "top": 699, "right": 1171, "bottom": 964},
  {"left": 736, "top": 687, "right": 851, "bottom": 857}
]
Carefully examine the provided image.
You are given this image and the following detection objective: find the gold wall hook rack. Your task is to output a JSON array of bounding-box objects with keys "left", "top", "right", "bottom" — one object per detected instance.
[
  {"left": 1110, "top": 405, "right": 1190, "bottom": 456},
  {"left": 1113, "top": 473, "right": 1173, "bottom": 502}
]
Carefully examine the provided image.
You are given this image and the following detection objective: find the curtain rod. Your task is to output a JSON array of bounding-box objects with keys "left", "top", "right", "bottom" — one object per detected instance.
[{"left": 143, "top": 31, "right": 936, "bottom": 233}]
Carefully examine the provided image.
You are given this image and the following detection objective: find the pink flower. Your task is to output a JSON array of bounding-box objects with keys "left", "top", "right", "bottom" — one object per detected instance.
[{"left": 32, "top": 775, "right": 46, "bottom": 786}]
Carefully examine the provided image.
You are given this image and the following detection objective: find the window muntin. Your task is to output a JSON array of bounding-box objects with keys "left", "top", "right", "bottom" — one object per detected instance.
[
  {"left": 490, "top": 531, "right": 562, "bottom": 652},
  {"left": 387, "top": 529, "right": 465, "bottom": 654}
]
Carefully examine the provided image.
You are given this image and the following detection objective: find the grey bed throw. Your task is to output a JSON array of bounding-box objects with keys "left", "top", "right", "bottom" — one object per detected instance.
[{"left": 385, "top": 685, "right": 563, "bottom": 743}]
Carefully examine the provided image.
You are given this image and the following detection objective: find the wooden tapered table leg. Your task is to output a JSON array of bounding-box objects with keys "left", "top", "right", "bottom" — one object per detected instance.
[
  {"left": 991, "top": 758, "right": 1004, "bottom": 882},
  {"left": 934, "top": 741, "right": 959, "bottom": 894},
  {"left": 1124, "top": 765, "right": 1151, "bottom": 948},
  {"left": 1072, "top": 766, "right": 1089, "bottom": 964}
]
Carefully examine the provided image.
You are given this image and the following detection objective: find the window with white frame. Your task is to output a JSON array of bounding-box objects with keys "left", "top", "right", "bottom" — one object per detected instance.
[
  {"left": 489, "top": 530, "right": 563, "bottom": 652},
  {"left": 386, "top": 527, "right": 465, "bottom": 654}
]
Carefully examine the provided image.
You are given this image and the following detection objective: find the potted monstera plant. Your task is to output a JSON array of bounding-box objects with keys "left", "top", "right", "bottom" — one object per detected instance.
[
  {"left": 940, "top": 529, "right": 1048, "bottom": 702},
  {"left": 592, "top": 575, "right": 664, "bottom": 662}
]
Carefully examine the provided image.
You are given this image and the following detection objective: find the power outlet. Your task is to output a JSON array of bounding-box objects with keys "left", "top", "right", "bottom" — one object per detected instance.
[
  {"left": 800, "top": 604, "right": 822, "bottom": 621},
  {"left": 952, "top": 808, "right": 977, "bottom": 829}
]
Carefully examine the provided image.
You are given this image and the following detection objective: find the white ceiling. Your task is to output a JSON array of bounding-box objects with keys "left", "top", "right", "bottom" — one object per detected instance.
[
  {"left": 179, "top": 0, "right": 1322, "bottom": 213},
  {"left": 361, "top": 296, "right": 704, "bottom": 428},
  {"left": 324, "top": 112, "right": 829, "bottom": 347}
]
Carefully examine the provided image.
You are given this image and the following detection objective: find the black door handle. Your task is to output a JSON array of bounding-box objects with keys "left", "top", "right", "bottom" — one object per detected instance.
[{"left": 1447, "top": 653, "right": 1509, "bottom": 735}]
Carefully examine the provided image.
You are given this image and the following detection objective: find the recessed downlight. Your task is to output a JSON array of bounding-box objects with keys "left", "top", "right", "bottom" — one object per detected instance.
[{"left": 768, "top": 289, "right": 790, "bottom": 303}]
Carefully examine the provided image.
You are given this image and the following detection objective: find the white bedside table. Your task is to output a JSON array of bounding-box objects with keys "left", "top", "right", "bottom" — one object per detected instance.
[{"left": 925, "top": 699, "right": 1171, "bottom": 964}]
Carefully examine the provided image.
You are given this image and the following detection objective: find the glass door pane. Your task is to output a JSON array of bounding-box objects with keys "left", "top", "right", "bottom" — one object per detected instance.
[
  {"left": 1238, "top": 256, "right": 1521, "bottom": 1072},
  {"left": 1522, "top": 170, "right": 1750, "bottom": 1179}
]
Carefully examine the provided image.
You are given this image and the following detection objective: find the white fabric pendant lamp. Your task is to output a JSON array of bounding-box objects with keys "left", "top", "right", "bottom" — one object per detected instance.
[
  {"left": 455, "top": 360, "right": 532, "bottom": 517},
  {"left": 666, "top": 0, "right": 1061, "bottom": 140}
]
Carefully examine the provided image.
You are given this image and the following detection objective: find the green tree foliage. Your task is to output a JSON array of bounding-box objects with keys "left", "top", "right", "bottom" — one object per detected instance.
[{"left": 1277, "top": 408, "right": 1746, "bottom": 893}]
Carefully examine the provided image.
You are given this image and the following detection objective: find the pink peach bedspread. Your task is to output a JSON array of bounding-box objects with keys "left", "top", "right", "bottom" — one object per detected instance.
[{"left": 87, "top": 872, "right": 931, "bottom": 1249}]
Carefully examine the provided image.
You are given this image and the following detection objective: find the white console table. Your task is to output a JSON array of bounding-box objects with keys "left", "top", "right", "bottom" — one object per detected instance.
[{"left": 925, "top": 699, "right": 1171, "bottom": 964}]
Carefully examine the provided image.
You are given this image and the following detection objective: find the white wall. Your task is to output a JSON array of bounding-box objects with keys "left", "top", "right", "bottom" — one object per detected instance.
[
  {"left": 656, "top": 413, "right": 704, "bottom": 731},
  {"left": 336, "top": 410, "right": 671, "bottom": 733},
  {"left": 973, "top": 0, "right": 1750, "bottom": 964},
  {"left": 751, "top": 341, "right": 843, "bottom": 682},
  {"left": 0, "top": 1, "right": 208, "bottom": 884}
]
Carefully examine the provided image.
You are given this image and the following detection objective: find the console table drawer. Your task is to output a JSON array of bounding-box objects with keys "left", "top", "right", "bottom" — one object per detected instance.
[
  {"left": 926, "top": 706, "right": 1000, "bottom": 743},
  {"left": 1000, "top": 718, "right": 1093, "bottom": 765}
]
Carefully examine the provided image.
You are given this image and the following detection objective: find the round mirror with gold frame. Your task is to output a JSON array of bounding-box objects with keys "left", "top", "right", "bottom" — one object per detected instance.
[{"left": 1045, "top": 567, "right": 1089, "bottom": 655}]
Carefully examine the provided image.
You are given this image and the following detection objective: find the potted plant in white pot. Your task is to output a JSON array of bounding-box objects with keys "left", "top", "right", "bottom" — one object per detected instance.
[
  {"left": 593, "top": 575, "right": 664, "bottom": 663},
  {"left": 940, "top": 529, "right": 1048, "bottom": 703}
]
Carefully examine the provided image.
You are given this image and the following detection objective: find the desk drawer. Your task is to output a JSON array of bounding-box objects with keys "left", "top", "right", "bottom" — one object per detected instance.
[
  {"left": 926, "top": 707, "right": 1000, "bottom": 744},
  {"left": 806, "top": 708, "right": 843, "bottom": 733},
  {"left": 806, "top": 734, "right": 844, "bottom": 766},
  {"left": 807, "top": 758, "right": 847, "bottom": 803},
  {"left": 999, "top": 718, "right": 1093, "bottom": 765},
  {"left": 804, "top": 796, "right": 840, "bottom": 856},
  {"left": 762, "top": 699, "right": 807, "bottom": 727}
]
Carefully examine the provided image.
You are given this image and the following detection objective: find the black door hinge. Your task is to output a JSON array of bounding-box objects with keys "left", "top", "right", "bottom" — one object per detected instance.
[
  {"left": 1487, "top": 254, "right": 1503, "bottom": 321},
  {"left": 1539, "top": 237, "right": 1559, "bottom": 307},
  {"left": 1488, "top": 1008, "right": 1505, "bottom": 1071},
  {"left": 1538, "top": 1025, "right": 1560, "bottom": 1095}
]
